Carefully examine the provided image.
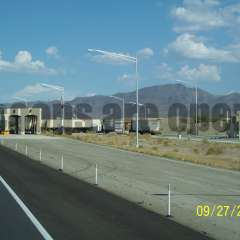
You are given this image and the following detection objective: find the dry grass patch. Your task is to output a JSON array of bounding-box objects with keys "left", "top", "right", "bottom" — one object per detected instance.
[
  {"left": 205, "top": 145, "right": 223, "bottom": 155},
  {"left": 65, "top": 133, "right": 240, "bottom": 171},
  {"left": 193, "top": 148, "right": 199, "bottom": 154}
]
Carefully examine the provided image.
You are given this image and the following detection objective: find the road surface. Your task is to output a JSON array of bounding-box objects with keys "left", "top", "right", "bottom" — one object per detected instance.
[
  {"left": 1, "top": 135, "right": 240, "bottom": 240},
  {"left": 0, "top": 145, "right": 212, "bottom": 240},
  {"left": 0, "top": 179, "right": 46, "bottom": 239}
]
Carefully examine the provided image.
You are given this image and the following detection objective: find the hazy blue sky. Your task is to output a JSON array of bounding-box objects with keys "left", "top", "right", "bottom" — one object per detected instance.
[{"left": 0, "top": 0, "right": 240, "bottom": 102}]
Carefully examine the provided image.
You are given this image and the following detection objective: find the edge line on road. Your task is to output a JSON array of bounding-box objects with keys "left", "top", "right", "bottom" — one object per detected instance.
[{"left": 0, "top": 176, "right": 54, "bottom": 240}]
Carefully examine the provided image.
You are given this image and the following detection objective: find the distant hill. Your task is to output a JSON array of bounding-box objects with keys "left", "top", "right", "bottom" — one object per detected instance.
[
  {"left": 68, "top": 83, "right": 240, "bottom": 117},
  {"left": 5, "top": 84, "right": 240, "bottom": 118}
]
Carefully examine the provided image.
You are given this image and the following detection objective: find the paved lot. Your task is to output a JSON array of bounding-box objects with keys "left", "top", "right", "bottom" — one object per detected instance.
[
  {"left": 0, "top": 145, "right": 212, "bottom": 240},
  {"left": 1, "top": 135, "right": 240, "bottom": 240}
]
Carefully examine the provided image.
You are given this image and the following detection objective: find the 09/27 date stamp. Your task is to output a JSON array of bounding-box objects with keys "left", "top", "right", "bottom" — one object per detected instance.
[{"left": 196, "top": 205, "right": 240, "bottom": 217}]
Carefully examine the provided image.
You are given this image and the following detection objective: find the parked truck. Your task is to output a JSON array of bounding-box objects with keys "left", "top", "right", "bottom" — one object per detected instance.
[{"left": 131, "top": 118, "right": 161, "bottom": 134}]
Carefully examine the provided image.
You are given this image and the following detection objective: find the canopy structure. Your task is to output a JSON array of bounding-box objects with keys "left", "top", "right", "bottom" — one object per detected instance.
[{"left": 0, "top": 108, "right": 42, "bottom": 134}]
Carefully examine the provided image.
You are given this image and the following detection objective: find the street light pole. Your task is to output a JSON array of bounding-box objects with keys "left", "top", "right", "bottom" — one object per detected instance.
[
  {"left": 110, "top": 95, "right": 125, "bottom": 133},
  {"left": 176, "top": 80, "right": 198, "bottom": 136},
  {"left": 195, "top": 84, "right": 198, "bottom": 136},
  {"left": 14, "top": 96, "right": 28, "bottom": 108},
  {"left": 123, "top": 97, "right": 125, "bottom": 132},
  {"left": 88, "top": 49, "right": 139, "bottom": 147},
  {"left": 135, "top": 57, "right": 139, "bottom": 147},
  {"left": 61, "top": 89, "right": 65, "bottom": 134},
  {"left": 129, "top": 101, "right": 144, "bottom": 136},
  {"left": 40, "top": 83, "right": 65, "bottom": 135}
]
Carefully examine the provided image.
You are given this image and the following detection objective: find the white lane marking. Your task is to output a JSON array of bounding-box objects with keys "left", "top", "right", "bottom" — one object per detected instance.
[{"left": 0, "top": 176, "right": 54, "bottom": 240}]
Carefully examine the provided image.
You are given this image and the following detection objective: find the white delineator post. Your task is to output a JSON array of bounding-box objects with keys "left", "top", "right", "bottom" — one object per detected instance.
[
  {"left": 25, "top": 145, "right": 28, "bottom": 156},
  {"left": 95, "top": 164, "right": 98, "bottom": 185},
  {"left": 15, "top": 143, "right": 18, "bottom": 151},
  {"left": 60, "top": 155, "right": 64, "bottom": 171},
  {"left": 39, "top": 149, "right": 42, "bottom": 161},
  {"left": 167, "top": 184, "right": 171, "bottom": 217}
]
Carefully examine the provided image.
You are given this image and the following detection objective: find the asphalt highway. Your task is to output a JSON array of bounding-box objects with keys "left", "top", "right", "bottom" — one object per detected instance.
[
  {"left": 0, "top": 181, "right": 44, "bottom": 239},
  {"left": 0, "top": 145, "right": 213, "bottom": 240}
]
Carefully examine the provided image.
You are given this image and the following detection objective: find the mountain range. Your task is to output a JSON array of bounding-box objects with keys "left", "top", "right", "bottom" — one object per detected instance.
[
  {"left": 6, "top": 84, "right": 240, "bottom": 118},
  {"left": 69, "top": 84, "right": 240, "bottom": 117}
]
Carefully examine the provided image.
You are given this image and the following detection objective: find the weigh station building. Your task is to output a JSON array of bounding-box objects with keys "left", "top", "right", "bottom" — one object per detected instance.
[
  {"left": 0, "top": 106, "right": 161, "bottom": 135},
  {"left": 0, "top": 108, "right": 42, "bottom": 134}
]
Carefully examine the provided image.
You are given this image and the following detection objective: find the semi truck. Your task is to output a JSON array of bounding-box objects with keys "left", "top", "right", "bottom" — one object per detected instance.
[
  {"left": 102, "top": 118, "right": 161, "bottom": 134},
  {"left": 131, "top": 118, "right": 161, "bottom": 134}
]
